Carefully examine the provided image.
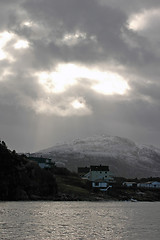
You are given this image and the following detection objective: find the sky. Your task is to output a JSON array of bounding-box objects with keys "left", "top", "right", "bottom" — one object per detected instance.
[{"left": 1, "top": 0, "right": 160, "bottom": 152}]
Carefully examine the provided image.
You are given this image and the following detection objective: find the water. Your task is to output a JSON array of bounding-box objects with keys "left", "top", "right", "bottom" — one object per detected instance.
[{"left": 0, "top": 201, "right": 160, "bottom": 240}]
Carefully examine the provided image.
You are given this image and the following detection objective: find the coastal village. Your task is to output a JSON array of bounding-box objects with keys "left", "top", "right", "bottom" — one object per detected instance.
[
  {"left": 27, "top": 155, "right": 160, "bottom": 193},
  {"left": 1, "top": 140, "right": 160, "bottom": 201}
]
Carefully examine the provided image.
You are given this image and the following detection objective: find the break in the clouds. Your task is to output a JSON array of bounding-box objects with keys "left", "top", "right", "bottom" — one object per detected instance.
[{"left": 0, "top": 0, "right": 160, "bottom": 152}]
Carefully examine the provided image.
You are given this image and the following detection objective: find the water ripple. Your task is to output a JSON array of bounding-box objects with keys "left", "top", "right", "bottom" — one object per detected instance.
[{"left": 0, "top": 202, "right": 160, "bottom": 240}]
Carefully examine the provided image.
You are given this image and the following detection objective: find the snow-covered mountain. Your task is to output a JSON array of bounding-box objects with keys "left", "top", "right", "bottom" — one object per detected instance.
[{"left": 33, "top": 135, "right": 160, "bottom": 178}]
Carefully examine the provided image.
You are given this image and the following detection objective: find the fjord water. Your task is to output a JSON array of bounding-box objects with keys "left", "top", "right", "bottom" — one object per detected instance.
[{"left": 0, "top": 202, "right": 160, "bottom": 240}]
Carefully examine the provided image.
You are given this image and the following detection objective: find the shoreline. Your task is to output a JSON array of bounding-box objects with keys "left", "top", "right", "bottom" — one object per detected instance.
[{"left": 1, "top": 188, "right": 160, "bottom": 202}]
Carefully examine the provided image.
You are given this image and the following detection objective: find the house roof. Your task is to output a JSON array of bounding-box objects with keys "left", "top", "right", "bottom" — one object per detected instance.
[{"left": 90, "top": 165, "right": 109, "bottom": 171}]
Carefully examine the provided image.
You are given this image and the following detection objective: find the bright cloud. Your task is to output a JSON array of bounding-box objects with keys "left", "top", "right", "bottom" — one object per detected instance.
[
  {"left": 0, "top": 30, "right": 30, "bottom": 63},
  {"left": 22, "top": 21, "right": 33, "bottom": 27},
  {"left": 36, "top": 63, "right": 129, "bottom": 96},
  {"left": 128, "top": 9, "right": 160, "bottom": 31},
  {"left": 0, "top": 50, "right": 6, "bottom": 60},
  {"left": 92, "top": 74, "right": 129, "bottom": 95},
  {"left": 60, "top": 31, "right": 97, "bottom": 46},
  {"left": 71, "top": 99, "right": 85, "bottom": 109},
  {"left": 36, "top": 65, "right": 77, "bottom": 93},
  {"left": 63, "top": 31, "right": 86, "bottom": 41},
  {"left": 0, "top": 31, "right": 14, "bottom": 61},
  {"left": 0, "top": 68, "right": 14, "bottom": 81},
  {"left": 0, "top": 31, "right": 13, "bottom": 46},
  {"left": 14, "top": 40, "right": 30, "bottom": 49}
]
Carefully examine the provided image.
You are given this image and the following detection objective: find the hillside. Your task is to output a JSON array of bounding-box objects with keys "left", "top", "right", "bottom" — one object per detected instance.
[
  {"left": 0, "top": 141, "right": 96, "bottom": 201},
  {"left": 1, "top": 140, "right": 160, "bottom": 201},
  {"left": 0, "top": 141, "right": 57, "bottom": 200},
  {"left": 33, "top": 135, "right": 160, "bottom": 178}
]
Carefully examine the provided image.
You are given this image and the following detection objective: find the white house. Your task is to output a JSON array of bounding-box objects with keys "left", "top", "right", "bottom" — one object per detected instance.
[
  {"left": 137, "top": 181, "right": 160, "bottom": 189},
  {"left": 27, "top": 156, "right": 53, "bottom": 168},
  {"left": 89, "top": 165, "right": 114, "bottom": 183},
  {"left": 78, "top": 165, "right": 114, "bottom": 190}
]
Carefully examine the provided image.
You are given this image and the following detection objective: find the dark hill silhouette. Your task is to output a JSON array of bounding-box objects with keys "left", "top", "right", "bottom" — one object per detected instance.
[{"left": 0, "top": 141, "right": 57, "bottom": 200}]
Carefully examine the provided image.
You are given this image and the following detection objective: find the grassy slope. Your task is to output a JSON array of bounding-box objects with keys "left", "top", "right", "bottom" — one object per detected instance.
[
  {"left": 54, "top": 172, "right": 116, "bottom": 201},
  {"left": 55, "top": 174, "right": 91, "bottom": 199},
  {"left": 54, "top": 171, "right": 160, "bottom": 201}
]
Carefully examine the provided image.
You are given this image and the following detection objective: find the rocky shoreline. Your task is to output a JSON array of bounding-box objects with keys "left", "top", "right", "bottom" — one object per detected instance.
[{"left": 4, "top": 188, "right": 159, "bottom": 202}]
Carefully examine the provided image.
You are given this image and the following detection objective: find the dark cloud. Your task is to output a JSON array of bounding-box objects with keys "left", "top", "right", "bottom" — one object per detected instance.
[
  {"left": 100, "top": 0, "right": 160, "bottom": 13},
  {"left": 0, "top": 0, "right": 160, "bottom": 151}
]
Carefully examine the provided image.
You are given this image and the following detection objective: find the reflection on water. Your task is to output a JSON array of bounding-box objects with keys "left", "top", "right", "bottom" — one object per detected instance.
[{"left": 0, "top": 201, "right": 160, "bottom": 240}]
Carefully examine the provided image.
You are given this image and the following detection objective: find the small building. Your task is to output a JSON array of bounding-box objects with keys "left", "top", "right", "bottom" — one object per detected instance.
[
  {"left": 28, "top": 156, "right": 53, "bottom": 168},
  {"left": 137, "top": 181, "right": 160, "bottom": 189}
]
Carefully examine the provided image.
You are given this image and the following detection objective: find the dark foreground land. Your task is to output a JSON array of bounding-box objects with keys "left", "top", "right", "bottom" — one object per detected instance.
[{"left": 0, "top": 141, "right": 160, "bottom": 201}]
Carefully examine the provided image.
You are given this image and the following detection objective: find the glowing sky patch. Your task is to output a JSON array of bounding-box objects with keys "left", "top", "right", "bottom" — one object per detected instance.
[
  {"left": 0, "top": 30, "right": 30, "bottom": 62},
  {"left": 36, "top": 65, "right": 77, "bottom": 93},
  {"left": 63, "top": 31, "right": 87, "bottom": 41},
  {"left": 62, "top": 31, "right": 87, "bottom": 46},
  {"left": 0, "top": 68, "right": 14, "bottom": 81},
  {"left": 0, "top": 31, "right": 13, "bottom": 45},
  {"left": 128, "top": 9, "right": 160, "bottom": 31},
  {"left": 92, "top": 74, "right": 129, "bottom": 95},
  {"left": 14, "top": 40, "right": 29, "bottom": 49},
  {"left": 36, "top": 63, "right": 129, "bottom": 96},
  {"left": 71, "top": 99, "right": 85, "bottom": 109},
  {"left": 22, "top": 21, "right": 33, "bottom": 27},
  {"left": 60, "top": 31, "right": 97, "bottom": 46},
  {"left": 0, "top": 50, "right": 6, "bottom": 60},
  {"left": 0, "top": 31, "right": 14, "bottom": 60}
]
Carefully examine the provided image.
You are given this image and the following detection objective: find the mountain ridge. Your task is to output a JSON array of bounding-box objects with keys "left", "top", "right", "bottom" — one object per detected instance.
[{"left": 33, "top": 135, "right": 160, "bottom": 178}]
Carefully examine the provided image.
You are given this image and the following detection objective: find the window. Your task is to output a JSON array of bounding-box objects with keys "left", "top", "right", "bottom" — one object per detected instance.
[{"left": 95, "top": 182, "right": 99, "bottom": 186}]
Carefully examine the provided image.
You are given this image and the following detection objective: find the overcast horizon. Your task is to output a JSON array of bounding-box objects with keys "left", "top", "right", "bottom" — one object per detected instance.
[{"left": 1, "top": 0, "right": 160, "bottom": 153}]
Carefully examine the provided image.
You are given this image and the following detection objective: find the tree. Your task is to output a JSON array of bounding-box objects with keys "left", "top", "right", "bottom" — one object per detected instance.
[{"left": 2, "top": 141, "right": 7, "bottom": 148}]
